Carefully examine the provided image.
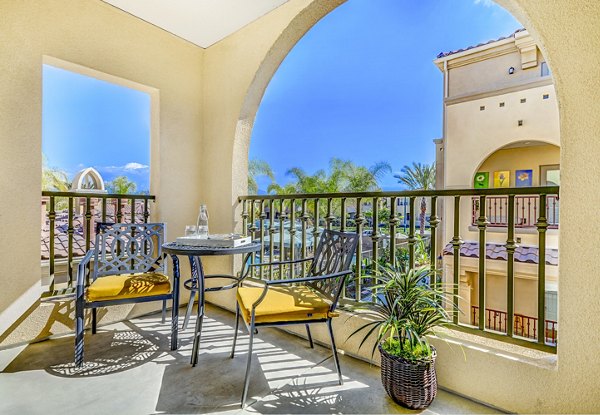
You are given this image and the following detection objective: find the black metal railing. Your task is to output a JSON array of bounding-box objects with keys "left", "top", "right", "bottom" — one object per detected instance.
[
  {"left": 239, "top": 186, "right": 559, "bottom": 352},
  {"left": 41, "top": 191, "right": 155, "bottom": 298}
]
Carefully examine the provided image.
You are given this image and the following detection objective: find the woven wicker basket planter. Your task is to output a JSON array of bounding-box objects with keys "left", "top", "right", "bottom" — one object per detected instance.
[{"left": 379, "top": 344, "right": 437, "bottom": 409}]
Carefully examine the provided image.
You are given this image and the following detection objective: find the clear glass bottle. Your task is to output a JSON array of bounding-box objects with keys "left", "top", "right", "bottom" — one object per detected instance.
[{"left": 196, "top": 204, "right": 209, "bottom": 239}]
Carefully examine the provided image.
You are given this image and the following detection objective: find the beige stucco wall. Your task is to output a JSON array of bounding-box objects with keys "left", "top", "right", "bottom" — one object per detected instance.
[
  {"left": 200, "top": 0, "right": 600, "bottom": 412},
  {"left": 2, "top": 0, "right": 600, "bottom": 412},
  {"left": 0, "top": 0, "right": 204, "bottom": 344}
]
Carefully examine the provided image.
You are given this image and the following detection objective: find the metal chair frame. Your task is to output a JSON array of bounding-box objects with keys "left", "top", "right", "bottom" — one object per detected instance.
[
  {"left": 75, "top": 223, "right": 179, "bottom": 367},
  {"left": 230, "top": 229, "right": 359, "bottom": 407}
]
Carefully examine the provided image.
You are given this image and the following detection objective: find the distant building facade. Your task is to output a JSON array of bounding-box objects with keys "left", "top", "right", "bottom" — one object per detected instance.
[{"left": 434, "top": 29, "right": 560, "bottom": 338}]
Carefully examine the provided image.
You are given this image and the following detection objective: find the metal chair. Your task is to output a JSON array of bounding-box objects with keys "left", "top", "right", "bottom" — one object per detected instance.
[
  {"left": 231, "top": 229, "right": 359, "bottom": 407},
  {"left": 74, "top": 223, "right": 179, "bottom": 367}
]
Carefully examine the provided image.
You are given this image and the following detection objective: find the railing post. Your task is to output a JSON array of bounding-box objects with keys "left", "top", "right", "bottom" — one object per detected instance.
[
  {"left": 241, "top": 199, "right": 248, "bottom": 236},
  {"left": 371, "top": 197, "right": 381, "bottom": 301},
  {"left": 289, "top": 199, "right": 296, "bottom": 278},
  {"left": 408, "top": 196, "right": 416, "bottom": 270},
  {"left": 506, "top": 194, "right": 517, "bottom": 337},
  {"left": 268, "top": 199, "right": 276, "bottom": 279},
  {"left": 85, "top": 197, "right": 92, "bottom": 252},
  {"left": 326, "top": 198, "right": 334, "bottom": 230},
  {"left": 116, "top": 198, "right": 123, "bottom": 223},
  {"left": 130, "top": 197, "right": 135, "bottom": 223},
  {"left": 258, "top": 200, "right": 267, "bottom": 279},
  {"left": 429, "top": 196, "right": 439, "bottom": 288},
  {"left": 451, "top": 196, "right": 463, "bottom": 324},
  {"left": 300, "top": 199, "right": 308, "bottom": 260},
  {"left": 143, "top": 198, "right": 149, "bottom": 223},
  {"left": 477, "top": 196, "right": 489, "bottom": 331},
  {"left": 312, "top": 199, "right": 320, "bottom": 253},
  {"left": 536, "top": 194, "right": 548, "bottom": 344},
  {"left": 67, "top": 197, "right": 74, "bottom": 286},
  {"left": 249, "top": 201, "right": 257, "bottom": 278},
  {"left": 354, "top": 198, "right": 364, "bottom": 301},
  {"left": 48, "top": 196, "right": 56, "bottom": 293},
  {"left": 340, "top": 198, "right": 347, "bottom": 231},
  {"left": 279, "top": 199, "right": 286, "bottom": 278},
  {"left": 389, "top": 197, "right": 398, "bottom": 268}
]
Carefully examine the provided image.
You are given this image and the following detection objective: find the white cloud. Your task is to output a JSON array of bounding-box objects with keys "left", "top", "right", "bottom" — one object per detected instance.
[
  {"left": 123, "top": 162, "right": 149, "bottom": 171},
  {"left": 98, "top": 162, "right": 150, "bottom": 175},
  {"left": 474, "top": 0, "right": 495, "bottom": 6}
]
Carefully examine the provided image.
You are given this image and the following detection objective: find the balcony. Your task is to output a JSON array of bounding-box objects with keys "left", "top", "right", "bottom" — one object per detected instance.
[
  {"left": 0, "top": 303, "right": 498, "bottom": 414},
  {"left": 471, "top": 195, "right": 559, "bottom": 230}
]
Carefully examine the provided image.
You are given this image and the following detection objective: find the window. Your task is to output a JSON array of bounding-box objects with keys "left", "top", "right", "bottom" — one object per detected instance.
[
  {"left": 543, "top": 94, "right": 550, "bottom": 100},
  {"left": 499, "top": 102, "right": 505, "bottom": 107},
  {"left": 480, "top": 106, "right": 485, "bottom": 111},
  {"left": 541, "top": 61, "right": 550, "bottom": 77},
  {"left": 520, "top": 98, "right": 527, "bottom": 103},
  {"left": 42, "top": 63, "right": 151, "bottom": 193},
  {"left": 518, "top": 120, "right": 523, "bottom": 126}
]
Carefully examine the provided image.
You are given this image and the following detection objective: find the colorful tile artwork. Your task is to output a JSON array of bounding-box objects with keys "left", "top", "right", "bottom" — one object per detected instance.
[
  {"left": 474, "top": 172, "right": 489, "bottom": 188},
  {"left": 493, "top": 170, "right": 510, "bottom": 188},
  {"left": 515, "top": 169, "right": 533, "bottom": 187}
]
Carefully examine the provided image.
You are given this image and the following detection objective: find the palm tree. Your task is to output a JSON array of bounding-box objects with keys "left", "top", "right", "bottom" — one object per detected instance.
[
  {"left": 394, "top": 162, "right": 436, "bottom": 236},
  {"left": 42, "top": 154, "right": 70, "bottom": 191},
  {"left": 108, "top": 176, "right": 137, "bottom": 194},
  {"left": 248, "top": 159, "right": 275, "bottom": 194}
]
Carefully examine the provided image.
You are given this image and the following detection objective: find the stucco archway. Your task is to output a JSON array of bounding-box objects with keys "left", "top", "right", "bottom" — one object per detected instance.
[
  {"left": 229, "top": 0, "right": 556, "bottom": 210},
  {"left": 220, "top": 1, "right": 600, "bottom": 412}
]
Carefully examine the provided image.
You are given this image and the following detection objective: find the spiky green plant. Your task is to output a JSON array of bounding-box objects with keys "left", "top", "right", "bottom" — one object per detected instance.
[{"left": 349, "top": 266, "right": 457, "bottom": 362}]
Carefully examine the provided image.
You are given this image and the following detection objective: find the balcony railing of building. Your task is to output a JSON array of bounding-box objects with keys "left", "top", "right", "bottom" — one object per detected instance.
[
  {"left": 471, "top": 305, "right": 558, "bottom": 345},
  {"left": 471, "top": 195, "right": 559, "bottom": 229},
  {"left": 239, "top": 186, "right": 559, "bottom": 352},
  {"left": 41, "top": 190, "right": 155, "bottom": 298}
]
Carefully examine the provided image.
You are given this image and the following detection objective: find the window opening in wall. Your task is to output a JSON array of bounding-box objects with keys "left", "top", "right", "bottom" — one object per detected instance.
[
  {"left": 543, "top": 94, "right": 550, "bottom": 100},
  {"left": 520, "top": 98, "right": 526, "bottom": 103},
  {"left": 42, "top": 63, "right": 151, "bottom": 194},
  {"left": 518, "top": 120, "right": 523, "bottom": 126},
  {"left": 499, "top": 102, "right": 505, "bottom": 107},
  {"left": 480, "top": 106, "right": 485, "bottom": 111},
  {"left": 541, "top": 61, "right": 550, "bottom": 77},
  {"left": 540, "top": 164, "right": 560, "bottom": 186},
  {"left": 41, "top": 62, "right": 152, "bottom": 289}
]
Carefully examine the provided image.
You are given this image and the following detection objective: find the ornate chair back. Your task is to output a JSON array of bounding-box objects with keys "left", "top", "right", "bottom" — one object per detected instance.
[
  {"left": 92, "top": 223, "right": 165, "bottom": 281},
  {"left": 306, "top": 229, "right": 359, "bottom": 309}
]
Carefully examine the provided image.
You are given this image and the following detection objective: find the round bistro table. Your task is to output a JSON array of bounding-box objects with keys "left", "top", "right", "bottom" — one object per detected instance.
[{"left": 162, "top": 241, "right": 261, "bottom": 366}]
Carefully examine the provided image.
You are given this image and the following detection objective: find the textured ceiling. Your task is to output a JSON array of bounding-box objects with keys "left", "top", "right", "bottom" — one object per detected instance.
[{"left": 102, "top": 0, "right": 290, "bottom": 48}]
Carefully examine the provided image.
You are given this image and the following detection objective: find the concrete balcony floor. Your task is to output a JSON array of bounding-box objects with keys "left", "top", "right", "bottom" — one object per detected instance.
[{"left": 0, "top": 304, "right": 500, "bottom": 414}]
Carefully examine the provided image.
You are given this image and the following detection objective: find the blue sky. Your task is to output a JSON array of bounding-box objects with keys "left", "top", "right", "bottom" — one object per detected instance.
[
  {"left": 42, "top": 64, "right": 151, "bottom": 191},
  {"left": 249, "top": 0, "right": 521, "bottom": 191},
  {"left": 42, "top": 0, "right": 520, "bottom": 194}
]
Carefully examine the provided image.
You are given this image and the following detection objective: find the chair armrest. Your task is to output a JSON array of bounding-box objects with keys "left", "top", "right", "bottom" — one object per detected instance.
[
  {"left": 76, "top": 250, "right": 95, "bottom": 296},
  {"left": 265, "top": 270, "right": 352, "bottom": 286}
]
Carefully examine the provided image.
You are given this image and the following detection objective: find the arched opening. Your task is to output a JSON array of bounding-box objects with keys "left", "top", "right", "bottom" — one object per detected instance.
[{"left": 231, "top": 0, "right": 563, "bottom": 359}]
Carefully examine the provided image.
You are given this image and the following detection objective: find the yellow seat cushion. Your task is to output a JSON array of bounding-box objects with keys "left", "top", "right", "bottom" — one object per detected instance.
[
  {"left": 87, "top": 273, "right": 171, "bottom": 302},
  {"left": 237, "top": 285, "right": 335, "bottom": 324}
]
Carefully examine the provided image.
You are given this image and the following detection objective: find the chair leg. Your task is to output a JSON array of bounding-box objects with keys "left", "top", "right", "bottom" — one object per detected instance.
[
  {"left": 231, "top": 303, "right": 240, "bottom": 358},
  {"left": 91, "top": 308, "right": 97, "bottom": 334},
  {"left": 75, "top": 299, "right": 85, "bottom": 367},
  {"left": 182, "top": 288, "right": 196, "bottom": 330},
  {"left": 161, "top": 300, "right": 167, "bottom": 324},
  {"left": 241, "top": 316, "right": 256, "bottom": 408},
  {"left": 327, "top": 319, "right": 343, "bottom": 385},
  {"left": 306, "top": 324, "right": 314, "bottom": 348}
]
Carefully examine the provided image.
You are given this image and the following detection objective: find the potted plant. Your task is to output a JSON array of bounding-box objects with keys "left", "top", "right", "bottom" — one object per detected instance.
[{"left": 349, "top": 266, "right": 457, "bottom": 409}]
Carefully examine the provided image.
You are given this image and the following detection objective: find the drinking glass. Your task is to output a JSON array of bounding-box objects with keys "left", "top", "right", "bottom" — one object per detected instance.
[{"left": 184, "top": 225, "right": 198, "bottom": 237}]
